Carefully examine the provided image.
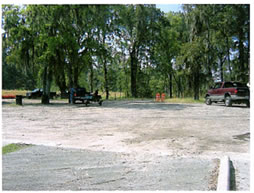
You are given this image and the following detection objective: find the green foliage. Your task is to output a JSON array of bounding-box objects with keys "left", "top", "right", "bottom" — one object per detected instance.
[
  {"left": 149, "top": 77, "right": 165, "bottom": 97},
  {"left": 2, "top": 4, "right": 250, "bottom": 101}
]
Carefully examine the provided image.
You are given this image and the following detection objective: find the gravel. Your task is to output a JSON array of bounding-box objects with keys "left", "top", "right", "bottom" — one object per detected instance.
[{"left": 2, "top": 99, "right": 250, "bottom": 190}]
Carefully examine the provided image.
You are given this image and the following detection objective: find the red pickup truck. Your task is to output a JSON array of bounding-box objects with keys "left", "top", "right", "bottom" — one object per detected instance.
[{"left": 205, "top": 81, "right": 250, "bottom": 107}]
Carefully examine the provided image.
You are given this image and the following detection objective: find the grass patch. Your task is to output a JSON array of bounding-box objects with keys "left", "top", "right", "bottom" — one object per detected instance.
[
  {"left": 2, "top": 143, "right": 32, "bottom": 155},
  {"left": 164, "top": 97, "right": 205, "bottom": 104},
  {"left": 101, "top": 92, "right": 126, "bottom": 100},
  {"left": 100, "top": 92, "right": 205, "bottom": 104}
]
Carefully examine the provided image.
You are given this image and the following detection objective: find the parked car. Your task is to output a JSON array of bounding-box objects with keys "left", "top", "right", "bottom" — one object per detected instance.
[
  {"left": 205, "top": 81, "right": 250, "bottom": 107},
  {"left": 26, "top": 88, "right": 42, "bottom": 99},
  {"left": 70, "top": 87, "right": 103, "bottom": 106},
  {"left": 26, "top": 88, "right": 56, "bottom": 99}
]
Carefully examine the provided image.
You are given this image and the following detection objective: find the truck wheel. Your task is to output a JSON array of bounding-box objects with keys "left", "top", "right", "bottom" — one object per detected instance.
[
  {"left": 205, "top": 97, "right": 212, "bottom": 105},
  {"left": 225, "top": 96, "right": 232, "bottom": 107}
]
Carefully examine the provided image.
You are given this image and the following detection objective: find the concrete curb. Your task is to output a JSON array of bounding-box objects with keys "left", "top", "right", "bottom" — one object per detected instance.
[{"left": 217, "top": 156, "right": 230, "bottom": 191}]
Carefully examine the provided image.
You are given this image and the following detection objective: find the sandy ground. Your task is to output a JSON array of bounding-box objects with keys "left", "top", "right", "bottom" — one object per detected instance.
[{"left": 2, "top": 99, "right": 250, "bottom": 190}]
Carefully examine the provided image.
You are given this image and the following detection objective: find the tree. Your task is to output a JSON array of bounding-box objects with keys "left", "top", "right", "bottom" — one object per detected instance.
[
  {"left": 154, "top": 11, "right": 185, "bottom": 98},
  {"left": 118, "top": 5, "right": 163, "bottom": 97},
  {"left": 2, "top": 5, "right": 37, "bottom": 90},
  {"left": 2, "top": 4, "right": 250, "bottom": 101},
  {"left": 93, "top": 5, "right": 115, "bottom": 100},
  {"left": 179, "top": 5, "right": 207, "bottom": 100},
  {"left": 26, "top": 5, "right": 60, "bottom": 104},
  {"left": 231, "top": 5, "right": 250, "bottom": 82}
]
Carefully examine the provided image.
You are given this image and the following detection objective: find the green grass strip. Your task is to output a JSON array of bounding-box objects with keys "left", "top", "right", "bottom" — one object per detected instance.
[
  {"left": 164, "top": 97, "right": 205, "bottom": 104},
  {"left": 2, "top": 143, "right": 32, "bottom": 155}
]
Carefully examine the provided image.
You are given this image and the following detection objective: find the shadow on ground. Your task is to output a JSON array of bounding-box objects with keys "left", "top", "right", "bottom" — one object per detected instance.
[
  {"left": 94, "top": 100, "right": 195, "bottom": 111},
  {"left": 2, "top": 99, "right": 195, "bottom": 111}
]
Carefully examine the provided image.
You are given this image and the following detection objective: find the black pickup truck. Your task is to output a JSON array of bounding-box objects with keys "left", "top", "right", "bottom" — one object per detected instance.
[
  {"left": 70, "top": 88, "right": 103, "bottom": 106},
  {"left": 205, "top": 81, "right": 250, "bottom": 107}
]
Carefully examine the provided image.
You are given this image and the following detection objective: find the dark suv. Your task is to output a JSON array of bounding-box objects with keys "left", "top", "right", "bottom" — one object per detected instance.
[{"left": 205, "top": 81, "right": 250, "bottom": 107}]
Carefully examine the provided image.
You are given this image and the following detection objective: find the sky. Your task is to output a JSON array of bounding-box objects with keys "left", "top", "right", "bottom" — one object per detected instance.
[{"left": 156, "top": 4, "right": 182, "bottom": 13}]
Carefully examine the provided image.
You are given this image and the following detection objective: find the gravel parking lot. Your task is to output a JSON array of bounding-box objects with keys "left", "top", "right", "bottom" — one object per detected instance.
[{"left": 2, "top": 99, "right": 250, "bottom": 190}]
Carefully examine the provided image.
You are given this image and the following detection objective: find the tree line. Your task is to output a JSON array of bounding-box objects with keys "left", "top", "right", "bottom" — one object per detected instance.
[{"left": 2, "top": 4, "right": 250, "bottom": 103}]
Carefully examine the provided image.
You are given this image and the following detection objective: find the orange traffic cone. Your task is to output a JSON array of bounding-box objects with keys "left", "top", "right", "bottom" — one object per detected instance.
[
  {"left": 156, "top": 93, "right": 160, "bottom": 102},
  {"left": 161, "top": 93, "right": 166, "bottom": 102}
]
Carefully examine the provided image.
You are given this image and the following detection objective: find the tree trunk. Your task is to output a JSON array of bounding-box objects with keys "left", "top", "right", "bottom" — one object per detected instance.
[
  {"left": 206, "top": 20, "right": 213, "bottom": 82},
  {"left": 172, "top": 72, "right": 182, "bottom": 98},
  {"left": 73, "top": 66, "right": 79, "bottom": 88},
  {"left": 193, "top": 71, "right": 200, "bottom": 100},
  {"left": 238, "top": 29, "right": 245, "bottom": 82},
  {"left": 57, "top": 75, "right": 67, "bottom": 98},
  {"left": 42, "top": 65, "right": 48, "bottom": 104},
  {"left": 178, "top": 76, "right": 182, "bottom": 98},
  {"left": 90, "top": 61, "right": 94, "bottom": 93},
  {"left": 220, "top": 56, "right": 224, "bottom": 82},
  {"left": 41, "top": 64, "right": 52, "bottom": 104},
  {"left": 68, "top": 59, "right": 73, "bottom": 89},
  {"left": 130, "top": 49, "right": 137, "bottom": 98},
  {"left": 55, "top": 69, "right": 67, "bottom": 97},
  {"left": 103, "top": 57, "right": 109, "bottom": 100},
  {"left": 58, "top": 76, "right": 67, "bottom": 98},
  {"left": 123, "top": 57, "right": 129, "bottom": 98},
  {"left": 55, "top": 48, "right": 67, "bottom": 96},
  {"left": 169, "top": 73, "right": 173, "bottom": 98},
  {"left": 67, "top": 56, "right": 73, "bottom": 103},
  {"left": 219, "top": 53, "right": 226, "bottom": 82},
  {"left": 226, "top": 37, "right": 232, "bottom": 80}
]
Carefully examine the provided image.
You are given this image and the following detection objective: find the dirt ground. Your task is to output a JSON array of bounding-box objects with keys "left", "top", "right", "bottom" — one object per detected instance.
[{"left": 2, "top": 99, "right": 250, "bottom": 190}]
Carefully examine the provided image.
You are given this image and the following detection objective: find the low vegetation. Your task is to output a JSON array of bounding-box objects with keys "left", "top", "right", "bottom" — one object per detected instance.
[
  {"left": 2, "top": 143, "right": 32, "bottom": 155},
  {"left": 2, "top": 90, "right": 28, "bottom": 96}
]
